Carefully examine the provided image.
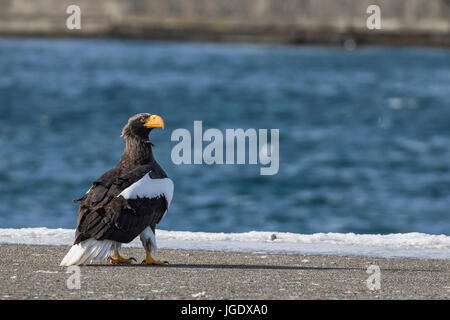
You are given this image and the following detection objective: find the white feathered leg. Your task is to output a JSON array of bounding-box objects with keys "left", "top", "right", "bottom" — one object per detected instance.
[
  {"left": 139, "top": 226, "right": 157, "bottom": 255},
  {"left": 139, "top": 226, "right": 167, "bottom": 266}
]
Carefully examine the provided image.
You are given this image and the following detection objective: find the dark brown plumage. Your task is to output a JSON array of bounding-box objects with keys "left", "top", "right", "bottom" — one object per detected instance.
[
  {"left": 60, "top": 113, "right": 173, "bottom": 266},
  {"left": 72, "top": 113, "right": 168, "bottom": 245}
]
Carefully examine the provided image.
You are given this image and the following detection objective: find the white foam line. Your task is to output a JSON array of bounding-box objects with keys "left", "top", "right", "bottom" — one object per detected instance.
[{"left": 0, "top": 228, "right": 449, "bottom": 260}]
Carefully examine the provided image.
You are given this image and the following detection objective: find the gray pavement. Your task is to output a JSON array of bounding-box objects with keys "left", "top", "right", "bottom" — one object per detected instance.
[{"left": 0, "top": 244, "right": 448, "bottom": 300}]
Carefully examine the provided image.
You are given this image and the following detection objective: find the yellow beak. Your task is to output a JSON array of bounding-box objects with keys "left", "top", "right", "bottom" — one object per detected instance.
[{"left": 143, "top": 115, "right": 164, "bottom": 129}]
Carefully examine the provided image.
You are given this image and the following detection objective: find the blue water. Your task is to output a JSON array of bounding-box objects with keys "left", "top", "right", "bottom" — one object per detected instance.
[{"left": 0, "top": 38, "right": 449, "bottom": 235}]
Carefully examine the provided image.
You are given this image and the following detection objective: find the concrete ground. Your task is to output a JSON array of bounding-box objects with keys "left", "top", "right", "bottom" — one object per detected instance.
[{"left": 0, "top": 244, "right": 448, "bottom": 300}]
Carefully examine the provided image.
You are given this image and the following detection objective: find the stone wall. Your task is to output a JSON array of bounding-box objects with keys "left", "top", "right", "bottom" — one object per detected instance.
[{"left": 1, "top": 0, "right": 450, "bottom": 45}]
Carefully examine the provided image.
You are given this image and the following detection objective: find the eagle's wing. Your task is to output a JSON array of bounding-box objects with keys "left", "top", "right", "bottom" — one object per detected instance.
[{"left": 73, "top": 164, "right": 173, "bottom": 245}]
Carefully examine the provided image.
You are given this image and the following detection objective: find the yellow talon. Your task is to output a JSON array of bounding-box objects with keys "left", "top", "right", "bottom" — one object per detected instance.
[
  {"left": 141, "top": 249, "right": 167, "bottom": 266},
  {"left": 109, "top": 250, "right": 135, "bottom": 264}
]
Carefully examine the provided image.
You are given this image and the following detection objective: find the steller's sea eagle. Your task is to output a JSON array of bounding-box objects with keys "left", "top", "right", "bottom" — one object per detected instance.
[{"left": 60, "top": 113, "right": 173, "bottom": 266}]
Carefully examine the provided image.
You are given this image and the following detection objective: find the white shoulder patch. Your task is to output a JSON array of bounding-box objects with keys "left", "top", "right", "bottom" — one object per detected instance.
[{"left": 119, "top": 174, "right": 174, "bottom": 206}]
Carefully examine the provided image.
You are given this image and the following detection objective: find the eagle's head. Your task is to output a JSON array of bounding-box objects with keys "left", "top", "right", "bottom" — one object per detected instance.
[{"left": 121, "top": 113, "right": 164, "bottom": 141}]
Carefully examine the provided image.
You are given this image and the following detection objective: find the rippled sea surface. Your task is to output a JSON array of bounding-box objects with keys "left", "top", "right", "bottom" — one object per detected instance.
[{"left": 0, "top": 38, "right": 449, "bottom": 235}]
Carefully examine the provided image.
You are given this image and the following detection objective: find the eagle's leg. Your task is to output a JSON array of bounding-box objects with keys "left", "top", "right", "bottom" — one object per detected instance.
[
  {"left": 109, "top": 250, "right": 136, "bottom": 264},
  {"left": 141, "top": 249, "right": 167, "bottom": 266}
]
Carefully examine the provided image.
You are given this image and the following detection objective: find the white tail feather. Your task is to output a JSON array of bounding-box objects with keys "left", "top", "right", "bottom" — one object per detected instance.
[{"left": 60, "top": 240, "right": 119, "bottom": 266}]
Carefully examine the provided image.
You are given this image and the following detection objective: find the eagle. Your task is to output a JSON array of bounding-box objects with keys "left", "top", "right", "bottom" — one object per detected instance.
[{"left": 60, "top": 113, "right": 174, "bottom": 266}]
